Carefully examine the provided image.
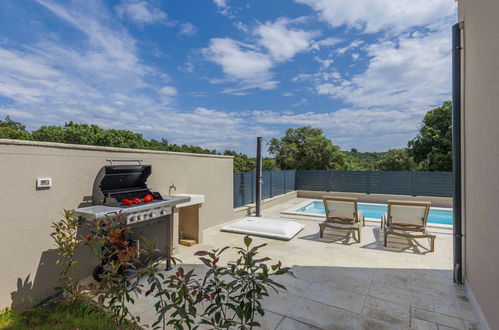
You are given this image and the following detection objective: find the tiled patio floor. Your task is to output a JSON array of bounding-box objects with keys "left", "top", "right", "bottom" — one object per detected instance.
[{"left": 130, "top": 198, "right": 480, "bottom": 329}]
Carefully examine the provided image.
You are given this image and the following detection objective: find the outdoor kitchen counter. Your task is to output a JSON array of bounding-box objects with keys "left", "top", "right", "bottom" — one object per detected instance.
[
  {"left": 172, "top": 194, "right": 205, "bottom": 208},
  {"left": 170, "top": 194, "right": 205, "bottom": 249}
]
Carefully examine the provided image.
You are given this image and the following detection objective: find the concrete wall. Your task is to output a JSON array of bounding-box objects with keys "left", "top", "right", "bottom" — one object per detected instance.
[
  {"left": 458, "top": 1, "right": 499, "bottom": 328},
  {"left": 0, "top": 139, "right": 233, "bottom": 310}
]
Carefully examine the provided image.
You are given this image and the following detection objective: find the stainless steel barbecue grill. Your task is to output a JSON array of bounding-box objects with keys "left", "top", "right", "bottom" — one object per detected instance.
[
  {"left": 74, "top": 159, "right": 189, "bottom": 226},
  {"left": 74, "top": 159, "right": 190, "bottom": 279}
]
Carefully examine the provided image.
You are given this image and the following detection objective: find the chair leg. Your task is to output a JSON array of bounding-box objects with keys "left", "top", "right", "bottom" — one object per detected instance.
[
  {"left": 384, "top": 231, "right": 388, "bottom": 247},
  {"left": 357, "top": 228, "right": 361, "bottom": 243},
  {"left": 430, "top": 236, "right": 435, "bottom": 252},
  {"left": 319, "top": 226, "right": 323, "bottom": 238}
]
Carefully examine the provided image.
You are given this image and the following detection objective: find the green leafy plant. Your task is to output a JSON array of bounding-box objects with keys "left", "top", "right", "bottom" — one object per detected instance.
[
  {"left": 137, "top": 240, "right": 183, "bottom": 330},
  {"left": 50, "top": 210, "right": 85, "bottom": 303},
  {"left": 143, "top": 235, "right": 291, "bottom": 330},
  {"left": 83, "top": 212, "right": 143, "bottom": 329},
  {"left": 51, "top": 210, "right": 290, "bottom": 330},
  {"left": 197, "top": 236, "right": 291, "bottom": 329}
]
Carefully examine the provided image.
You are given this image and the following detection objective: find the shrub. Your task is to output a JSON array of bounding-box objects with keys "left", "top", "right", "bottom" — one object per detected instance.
[
  {"left": 50, "top": 210, "right": 85, "bottom": 303},
  {"left": 52, "top": 211, "right": 291, "bottom": 329}
]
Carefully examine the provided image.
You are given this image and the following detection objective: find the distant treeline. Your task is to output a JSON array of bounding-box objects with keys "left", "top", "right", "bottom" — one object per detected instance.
[
  {"left": 0, "top": 101, "right": 451, "bottom": 173},
  {"left": 0, "top": 118, "right": 217, "bottom": 155}
]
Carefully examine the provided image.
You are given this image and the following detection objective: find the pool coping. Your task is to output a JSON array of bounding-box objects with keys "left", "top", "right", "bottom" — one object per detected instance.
[{"left": 281, "top": 199, "right": 453, "bottom": 230}]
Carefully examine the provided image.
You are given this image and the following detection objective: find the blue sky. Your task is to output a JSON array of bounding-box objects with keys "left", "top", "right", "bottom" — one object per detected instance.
[{"left": 0, "top": 0, "right": 456, "bottom": 155}]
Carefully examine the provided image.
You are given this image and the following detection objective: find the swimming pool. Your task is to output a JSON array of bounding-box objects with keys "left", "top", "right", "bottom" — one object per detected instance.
[{"left": 294, "top": 201, "right": 453, "bottom": 226}]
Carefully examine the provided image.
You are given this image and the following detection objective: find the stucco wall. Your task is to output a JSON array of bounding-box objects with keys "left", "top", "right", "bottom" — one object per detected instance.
[
  {"left": 0, "top": 139, "right": 233, "bottom": 310},
  {"left": 458, "top": 1, "right": 499, "bottom": 328}
]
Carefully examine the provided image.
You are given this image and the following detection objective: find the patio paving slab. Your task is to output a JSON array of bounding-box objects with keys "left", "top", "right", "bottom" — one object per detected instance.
[{"left": 123, "top": 197, "right": 481, "bottom": 329}]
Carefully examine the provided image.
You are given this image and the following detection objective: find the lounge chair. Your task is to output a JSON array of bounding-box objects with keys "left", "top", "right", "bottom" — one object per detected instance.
[
  {"left": 382, "top": 200, "right": 436, "bottom": 252},
  {"left": 319, "top": 196, "right": 365, "bottom": 243}
]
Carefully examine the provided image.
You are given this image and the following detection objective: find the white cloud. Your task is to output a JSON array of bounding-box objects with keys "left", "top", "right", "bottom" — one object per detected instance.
[
  {"left": 179, "top": 23, "right": 197, "bottom": 36},
  {"left": 233, "top": 21, "right": 249, "bottom": 32},
  {"left": 311, "top": 37, "right": 342, "bottom": 50},
  {"left": 313, "top": 56, "right": 333, "bottom": 69},
  {"left": 291, "top": 98, "right": 308, "bottom": 108},
  {"left": 159, "top": 86, "right": 177, "bottom": 96},
  {"left": 255, "top": 18, "right": 316, "bottom": 62},
  {"left": 116, "top": 0, "right": 167, "bottom": 25},
  {"left": 133, "top": 107, "right": 279, "bottom": 153},
  {"left": 204, "top": 18, "right": 320, "bottom": 93},
  {"left": 203, "top": 38, "right": 277, "bottom": 91},
  {"left": 249, "top": 107, "right": 423, "bottom": 151},
  {"left": 1, "top": 0, "right": 457, "bottom": 154},
  {"left": 0, "top": 1, "right": 179, "bottom": 133},
  {"left": 295, "top": 0, "right": 456, "bottom": 33},
  {"left": 213, "top": 0, "right": 231, "bottom": 16},
  {"left": 336, "top": 40, "right": 363, "bottom": 55},
  {"left": 316, "top": 30, "right": 452, "bottom": 110}
]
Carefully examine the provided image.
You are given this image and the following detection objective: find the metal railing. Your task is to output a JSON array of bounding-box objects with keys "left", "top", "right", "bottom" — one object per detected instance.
[{"left": 233, "top": 170, "right": 452, "bottom": 208}]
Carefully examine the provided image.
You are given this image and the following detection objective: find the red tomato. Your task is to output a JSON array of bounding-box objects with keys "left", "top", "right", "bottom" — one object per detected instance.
[
  {"left": 144, "top": 194, "right": 154, "bottom": 202},
  {"left": 122, "top": 199, "right": 132, "bottom": 205},
  {"left": 133, "top": 197, "right": 141, "bottom": 204}
]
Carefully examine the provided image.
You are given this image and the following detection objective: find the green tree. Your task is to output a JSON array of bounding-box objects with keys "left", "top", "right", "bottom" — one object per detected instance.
[
  {"left": 0, "top": 116, "right": 30, "bottom": 140},
  {"left": 408, "top": 101, "right": 452, "bottom": 171},
  {"left": 376, "top": 149, "right": 416, "bottom": 171},
  {"left": 262, "top": 158, "right": 280, "bottom": 171},
  {"left": 224, "top": 150, "right": 254, "bottom": 173},
  {"left": 268, "top": 126, "right": 347, "bottom": 170},
  {"left": 28, "top": 121, "right": 217, "bottom": 155}
]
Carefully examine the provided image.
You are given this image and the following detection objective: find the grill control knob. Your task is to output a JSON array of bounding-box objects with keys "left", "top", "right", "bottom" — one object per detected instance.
[
  {"left": 131, "top": 216, "right": 137, "bottom": 222},
  {"left": 150, "top": 212, "right": 156, "bottom": 218},
  {"left": 161, "top": 209, "right": 167, "bottom": 215},
  {"left": 139, "top": 215, "right": 144, "bottom": 221}
]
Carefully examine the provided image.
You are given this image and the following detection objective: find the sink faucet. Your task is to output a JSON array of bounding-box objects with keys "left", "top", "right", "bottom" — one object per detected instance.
[{"left": 169, "top": 183, "right": 176, "bottom": 195}]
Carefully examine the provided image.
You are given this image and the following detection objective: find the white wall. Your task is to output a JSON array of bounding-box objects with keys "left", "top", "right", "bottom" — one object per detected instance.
[
  {"left": 458, "top": 0, "right": 499, "bottom": 328},
  {"left": 0, "top": 139, "right": 233, "bottom": 310}
]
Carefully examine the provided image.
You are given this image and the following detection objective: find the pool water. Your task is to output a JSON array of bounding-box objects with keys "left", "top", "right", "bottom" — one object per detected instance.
[{"left": 297, "top": 201, "right": 453, "bottom": 226}]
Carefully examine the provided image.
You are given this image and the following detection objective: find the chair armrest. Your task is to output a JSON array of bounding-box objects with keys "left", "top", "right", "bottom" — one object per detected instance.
[
  {"left": 357, "top": 211, "right": 364, "bottom": 221},
  {"left": 381, "top": 213, "right": 387, "bottom": 228}
]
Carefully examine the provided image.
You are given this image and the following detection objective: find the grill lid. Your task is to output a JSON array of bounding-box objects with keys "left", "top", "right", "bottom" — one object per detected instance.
[{"left": 92, "top": 163, "right": 153, "bottom": 205}]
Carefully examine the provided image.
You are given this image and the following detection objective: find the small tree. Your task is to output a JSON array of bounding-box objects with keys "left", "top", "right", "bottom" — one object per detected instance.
[
  {"left": 408, "top": 101, "right": 452, "bottom": 171},
  {"left": 224, "top": 150, "right": 255, "bottom": 173},
  {"left": 262, "top": 158, "right": 280, "bottom": 171},
  {"left": 52, "top": 211, "right": 290, "bottom": 330},
  {"left": 0, "top": 116, "right": 30, "bottom": 140},
  {"left": 376, "top": 149, "right": 415, "bottom": 171},
  {"left": 268, "top": 126, "right": 347, "bottom": 170},
  {"left": 51, "top": 210, "right": 85, "bottom": 303}
]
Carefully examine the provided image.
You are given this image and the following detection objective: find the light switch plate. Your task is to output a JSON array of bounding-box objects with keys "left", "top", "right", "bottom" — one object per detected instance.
[{"left": 36, "top": 178, "right": 52, "bottom": 188}]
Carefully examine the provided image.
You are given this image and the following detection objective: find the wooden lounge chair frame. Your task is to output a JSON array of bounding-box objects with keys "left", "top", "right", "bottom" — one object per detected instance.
[
  {"left": 382, "top": 200, "right": 436, "bottom": 252},
  {"left": 319, "top": 196, "right": 365, "bottom": 243}
]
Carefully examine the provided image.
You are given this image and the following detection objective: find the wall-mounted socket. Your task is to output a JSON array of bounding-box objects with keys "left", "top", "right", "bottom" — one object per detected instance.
[{"left": 36, "top": 178, "right": 52, "bottom": 189}]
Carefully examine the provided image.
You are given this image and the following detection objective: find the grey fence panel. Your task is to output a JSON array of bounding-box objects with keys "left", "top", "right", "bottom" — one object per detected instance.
[
  {"left": 233, "top": 170, "right": 298, "bottom": 208},
  {"left": 234, "top": 170, "right": 451, "bottom": 208},
  {"left": 233, "top": 172, "right": 254, "bottom": 208},
  {"left": 270, "top": 170, "right": 285, "bottom": 196},
  {"left": 262, "top": 171, "right": 271, "bottom": 200},
  {"left": 329, "top": 171, "right": 369, "bottom": 193},
  {"left": 415, "top": 172, "right": 453, "bottom": 197},
  {"left": 285, "top": 170, "right": 296, "bottom": 193},
  {"left": 295, "top": 170, "right": 328, "bottom": 191},
  {"left": 369, "top": 171, "right": 413, "bottom": 195}
]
